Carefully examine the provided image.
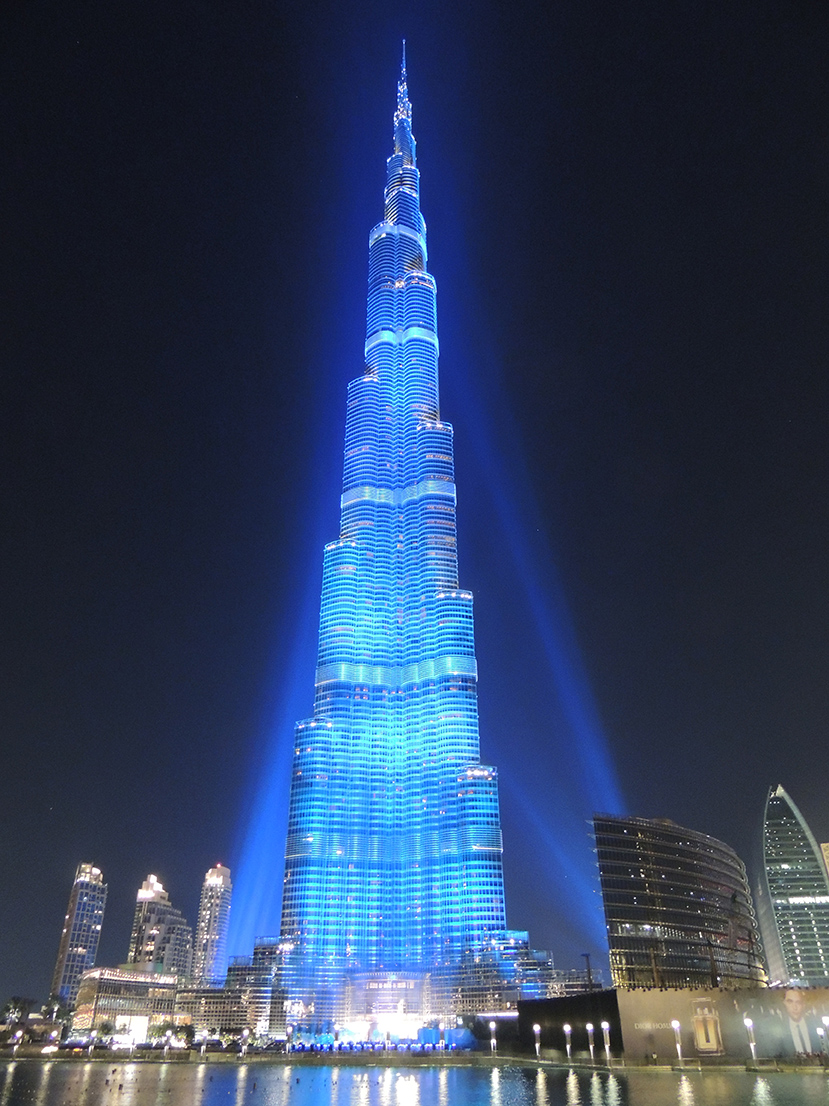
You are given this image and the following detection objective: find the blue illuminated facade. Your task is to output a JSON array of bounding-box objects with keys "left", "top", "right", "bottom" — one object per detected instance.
[{"left": 278, "top": 51, "right": 545, "bottom": 1025}]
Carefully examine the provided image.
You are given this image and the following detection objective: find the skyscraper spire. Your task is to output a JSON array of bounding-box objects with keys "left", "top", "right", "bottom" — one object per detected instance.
[
  {"left": 277, "top": 52, "right": 551, "bottom": 1032},
  {"left": 394, "top": 40, "right": 414, "bottom": 163}
]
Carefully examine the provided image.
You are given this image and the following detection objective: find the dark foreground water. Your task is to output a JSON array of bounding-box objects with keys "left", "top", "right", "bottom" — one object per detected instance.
[{"left": 2, "top": 1061, "right": 829, "bottom": 1106}]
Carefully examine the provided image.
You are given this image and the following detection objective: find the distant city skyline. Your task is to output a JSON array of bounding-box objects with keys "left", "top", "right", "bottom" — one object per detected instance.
[
  {"left": 31, "top": 780, "right": 829, "bottom": 1014},
  {"left": 4, "top": 1, "right": 828, "bottom": 1005}
]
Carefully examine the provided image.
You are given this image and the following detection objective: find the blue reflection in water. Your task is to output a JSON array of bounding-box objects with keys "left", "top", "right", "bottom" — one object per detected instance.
[{"left": 2, "top": 1063, "right": 829, "bottom": 1106}]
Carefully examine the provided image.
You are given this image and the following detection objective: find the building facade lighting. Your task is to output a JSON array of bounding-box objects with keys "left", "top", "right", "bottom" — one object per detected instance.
[{"left": 276, "top": 47, "right": 551, "bottom": 1027}]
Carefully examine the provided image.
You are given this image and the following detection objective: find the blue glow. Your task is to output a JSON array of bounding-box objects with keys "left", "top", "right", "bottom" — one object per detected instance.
[
  {"left": 230, "top": 53, "right": 624, "bottom": 993},
  {"left": 498, "top": 766, "right": 610, "bottom": 953},
  {"left": 226, "top": 575, "right": 320, "bottom": 960},
  {"left": 271, "top": 56, "right": 552, "bottom": 1021},
  {"left": 471, "top": 400, "right": 625, "bottom": 956},
  {"left": 437, "top": 298, "right": 626, "bottom": 956}
]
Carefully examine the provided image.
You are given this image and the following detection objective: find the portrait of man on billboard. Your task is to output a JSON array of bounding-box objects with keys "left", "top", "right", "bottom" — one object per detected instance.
[{"left": 758, "top": 988, "right": 825, "bottom": 1057}]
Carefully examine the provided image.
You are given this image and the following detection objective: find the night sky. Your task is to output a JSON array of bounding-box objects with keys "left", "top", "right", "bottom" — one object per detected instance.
[{"left": 3, "top": 0, "right": 828, "bottom": 1005}]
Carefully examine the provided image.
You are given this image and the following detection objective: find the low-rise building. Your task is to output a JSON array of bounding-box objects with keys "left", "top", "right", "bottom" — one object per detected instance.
[{"left": 72, "top": 966, "right": 178, "bottom": 1040}]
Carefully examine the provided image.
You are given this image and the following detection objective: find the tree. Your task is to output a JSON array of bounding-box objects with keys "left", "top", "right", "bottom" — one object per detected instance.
[{"left": 1, "top": 997, "right": 37, "bottom": 1043}]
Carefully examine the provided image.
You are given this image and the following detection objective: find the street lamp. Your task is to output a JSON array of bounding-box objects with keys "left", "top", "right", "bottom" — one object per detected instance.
[
  {"left": 671, "top": 1020, "right": 682, "bottom": 1066},
  {"left": 241, "top": 1028, "right": 250, "bottom": 1058},
  {"left": 743, "top": 1017, "right": 757, "bottom": 1063},
  {"left": 601, "top": 1021, "right": 611, "bottom": 1065},
  {"left": 164, "top": 1029, "right": 172, "bottom": 1059},
  {"left": 586, "top": 1023, "right": 595, "bottom": 1063},
  {"left": 533, "top": 1023, "right": 541, "bottom": 1059},
  {"left": 489, "top": 1021, "right": 497, "bottom": 1054},
  {"left": 581, "top": 953, "right": 594, "bottom": 992},
  {"left": 563, "top": 1024, "right": 572, "bottom": 1061},
  {"left": 439, "top": 1022, "right": 445, "bottom": 1051},
  {"left": 818, "top": 1026, "right": 826, "bottom": 1056}
]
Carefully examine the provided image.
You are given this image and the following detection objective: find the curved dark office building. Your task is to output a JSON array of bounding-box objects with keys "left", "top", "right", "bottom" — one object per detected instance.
[
  {"left": 755, "top": 784, "right": 829, "bottom": 986},
  {"left": 593, "top": 814, "right": 767, "bottom": 989}
]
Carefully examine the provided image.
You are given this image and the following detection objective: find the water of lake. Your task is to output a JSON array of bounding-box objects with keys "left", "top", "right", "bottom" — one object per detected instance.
[{"left": 2, "top": 1060, "right": 828, "bottom": 1106}]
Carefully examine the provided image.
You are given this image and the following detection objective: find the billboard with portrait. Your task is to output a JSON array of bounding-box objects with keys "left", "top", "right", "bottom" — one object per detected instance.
[{"left": 617, "top": 986, "right": 829, "bottom": 1063}]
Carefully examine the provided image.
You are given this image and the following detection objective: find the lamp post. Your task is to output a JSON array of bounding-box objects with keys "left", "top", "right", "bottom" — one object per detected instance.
[
  {"left": 586, "top": 1023, "right": 595, "bottom": 1063},
  {"left": 581, "top": 953, "right": 594, "bottom": 992},
  {"left": 818, "top": 1027, "right": 825, "bottom": 1057},
  {"left": 489, "top": 1021, "right": 497, "bottom": 1054},
  {"left": 671, "top": 1020, "right": 682, "bottom": 1066},
  {"left": 743, "top": 1018, "right": 757, "bottom": 1063},
  {"left": 601, "top": 1021, "right": 611, "bottom": 1065},
  {"left": 164, "top": 1029, "right": 172, "bottom": 1059},
  {"left": 200, "top": 1032, "right": 207, "bottom": 1057},
  {"left": 439, "top": 1022, "right": 445, "bottom": 1051},
  {"left": 563, "top": 1024, "right": 572, "bottom": 1061},
  {"left": 241, "top": 1028, "right": 250, "bottom": 1058},
  {"left": 532, "top": 1024, "right": 541, "bottom": 1059}
]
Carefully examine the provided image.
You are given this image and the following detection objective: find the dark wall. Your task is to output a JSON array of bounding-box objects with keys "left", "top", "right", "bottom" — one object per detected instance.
[{"left": 518, "top": 991, "right": 622, "bottom": 1058}]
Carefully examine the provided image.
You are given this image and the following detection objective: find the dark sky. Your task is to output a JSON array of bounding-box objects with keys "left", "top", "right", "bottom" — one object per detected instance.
[{"left": 2, "top": 0, "right": 828, "bottom": 1004}]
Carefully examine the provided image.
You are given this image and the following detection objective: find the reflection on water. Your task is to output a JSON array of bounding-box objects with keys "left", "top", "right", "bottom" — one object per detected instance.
[
  {"left": 605, "top": 1073, "right": 622, "bottom": 1106},
  {"left": 676, "top": 1074, "right": 695, "bottom": 1106},
  {"left": 2, "top": 1061, "right": 829, "bottom": 1106},
  {"left": 750, "top": 1078, "right": 774, "bottom": 1105}
]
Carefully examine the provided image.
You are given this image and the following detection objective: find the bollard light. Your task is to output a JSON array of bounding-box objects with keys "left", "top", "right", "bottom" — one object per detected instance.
[
  {"left": 744, "top": 1017, "right": 757, "bottom": 1063},
  {"left": 601, "top": 1021, "right": 611, "bottom": 1065},
  {"left": 671, "top": 1020, "right": 682, "bottom": 1066}
]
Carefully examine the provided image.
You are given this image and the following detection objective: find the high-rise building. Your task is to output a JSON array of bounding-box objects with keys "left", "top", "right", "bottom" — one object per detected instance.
[
  {"left": 127, "top": 874, "right": 193, "bottom": 981},
  {"left": 51, "top": 862, "right": 107, "bottom": 1005},
  {"left": 756, "top": 784, "right": 829, "bottom": 986},
  {"left": 193, "top": 863, "right": 232, "bottom": 986},
  {"left": 593, "top": 814, "right": 766, "bottom": 989},
  {"left": 278, "top": 50, "right": 545, "bottom": 1026}
]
